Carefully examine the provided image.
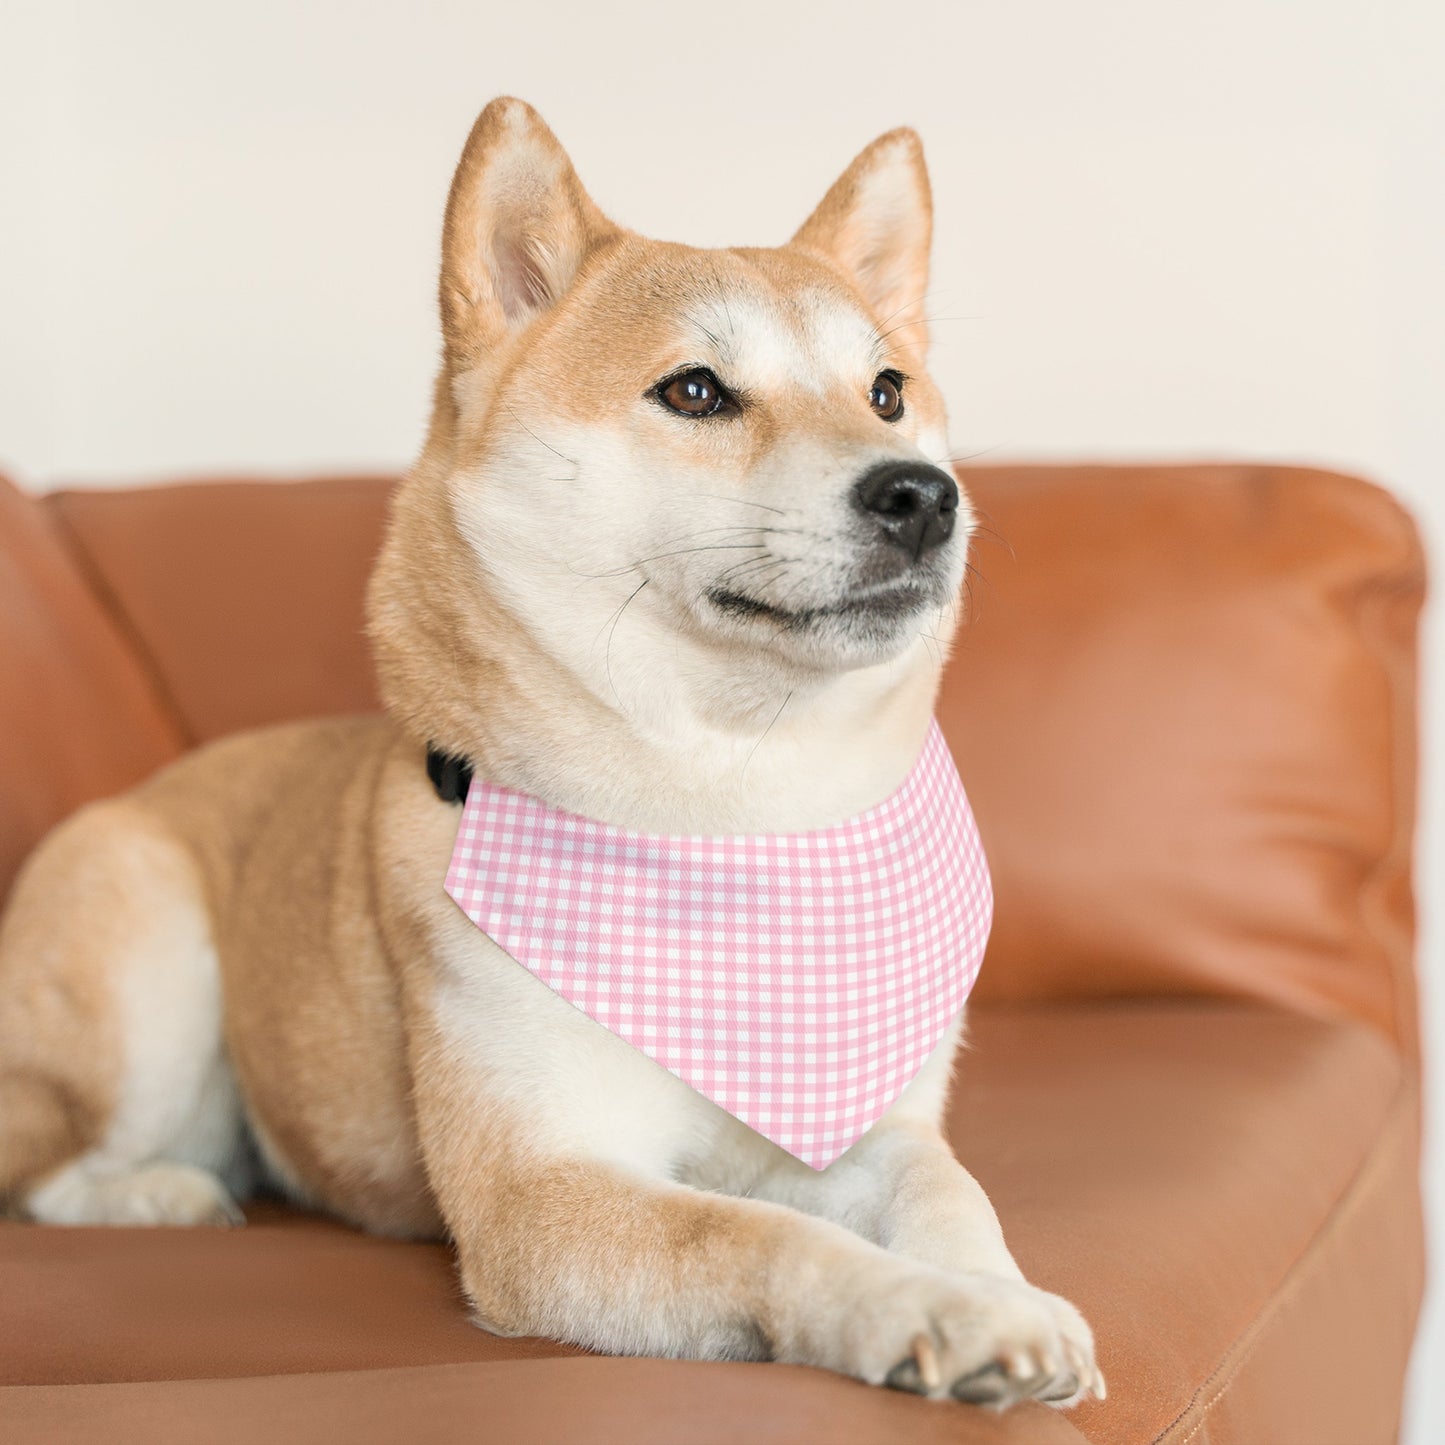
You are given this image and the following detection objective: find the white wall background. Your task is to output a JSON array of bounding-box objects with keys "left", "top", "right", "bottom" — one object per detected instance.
[{"left": 1, "top": 0, "right": 1440, "bottom": 1433}]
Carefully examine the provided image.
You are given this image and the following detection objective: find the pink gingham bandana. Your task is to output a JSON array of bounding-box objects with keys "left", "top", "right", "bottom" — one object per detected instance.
[{"left": 444, "top": 720, "right": 991, "bottom": 1169}]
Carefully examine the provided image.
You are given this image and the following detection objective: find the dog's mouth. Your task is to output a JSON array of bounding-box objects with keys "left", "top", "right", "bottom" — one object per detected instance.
[{"left": 705, "top": 579, "right": 934, "bottom": 629}]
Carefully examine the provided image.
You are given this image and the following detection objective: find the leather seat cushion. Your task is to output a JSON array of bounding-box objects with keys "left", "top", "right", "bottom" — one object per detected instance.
[{"left": 0, "top": 1001, "right": 1419, "bottom": 1444}]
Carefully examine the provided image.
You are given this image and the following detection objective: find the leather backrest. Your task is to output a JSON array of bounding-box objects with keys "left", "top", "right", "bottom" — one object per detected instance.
[
  {"left": 0, "top": 475, "right": 184, "bottom": 899},
  {"left": 35, "top": 465, "right": 1424, "bottom": 1055},
  {"left": 943, "top": 464, "right": 1422, "bottom": 1059},
  {"left": 47, "top": 478, "right": 389, "bottom": 743}
]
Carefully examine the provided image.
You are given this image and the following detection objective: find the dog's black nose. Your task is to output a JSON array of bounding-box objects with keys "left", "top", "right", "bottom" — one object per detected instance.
[{"left": 853, "top": 460, "right": 960, "bottom": 560}]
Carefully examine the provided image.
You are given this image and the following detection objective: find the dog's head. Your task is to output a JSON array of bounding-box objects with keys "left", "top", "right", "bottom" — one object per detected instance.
[{"left": 372, "top": 98, "right": 970, "bottom": 753}]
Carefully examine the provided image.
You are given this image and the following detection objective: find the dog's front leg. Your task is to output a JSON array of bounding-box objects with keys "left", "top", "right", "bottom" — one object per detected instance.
[
  {"left": 749, "top": 1023, "right": 1104, "bottom": 1404},
  {"left": 750, "top": 1017, "right": 1008, "bottom": 1266},
  {"left": 409, "top": 993, "right": 1098, "bottom": 1404},
  {"left": 759, "top": 1124, "right": 1102, "bottom": 1404},
  {"left": 763, "top": 1117, "right": 1026, "bottom": 1280}
]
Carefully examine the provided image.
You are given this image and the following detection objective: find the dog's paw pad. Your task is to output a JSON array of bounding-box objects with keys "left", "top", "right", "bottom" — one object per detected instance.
[
  {"left": 885, "top": 1358, "right": 926, "bottom": 1395},
  {"left": 951, "top": 1361, "right": 1012, "bottom": 1405},
  {"left": 1038, "top": 1371, "right": 1080, "bottom": 1403}
]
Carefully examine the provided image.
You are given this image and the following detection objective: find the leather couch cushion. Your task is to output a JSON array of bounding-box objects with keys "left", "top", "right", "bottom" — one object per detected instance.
[
  {"left": 0, "top": 1001, "right": 1419, "bottom": 1444},
  {"left": 47, "top": 477, "right": 389, "bottom": 745},
  {"left": 943, "top": 464, "right": 1422, "bottom": 1057},
  {"left": 3, "top": 1359, "right": 1091, "bottom": 1445},
  {"left": 0, "top": 475, "right": 182, "bottom": 899}
]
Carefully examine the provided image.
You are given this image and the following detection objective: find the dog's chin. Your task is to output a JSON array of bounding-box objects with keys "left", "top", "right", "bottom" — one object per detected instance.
[{"left": 701, "top": 578, "right": 943, "bottom": 670}]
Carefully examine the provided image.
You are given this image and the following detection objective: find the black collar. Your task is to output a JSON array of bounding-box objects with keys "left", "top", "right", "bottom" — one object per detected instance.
[{"left": 426, "top": 746, "right": 473, "bottom": 804}]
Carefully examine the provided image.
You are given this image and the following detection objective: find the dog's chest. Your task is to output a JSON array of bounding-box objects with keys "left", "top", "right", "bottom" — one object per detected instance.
[{"left": 442, "top": 721, "right": 991, "bottom": 1169}]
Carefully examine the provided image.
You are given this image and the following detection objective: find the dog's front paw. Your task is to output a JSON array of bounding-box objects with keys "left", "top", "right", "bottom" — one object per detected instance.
[{"left": 837, "top": 1267, "right": 1104, "bottom": 1408}]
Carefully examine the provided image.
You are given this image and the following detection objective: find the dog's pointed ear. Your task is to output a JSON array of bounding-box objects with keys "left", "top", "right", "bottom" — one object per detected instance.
[
  {"left": 440, "top": 98, "right": 618, "bottom": 368},
  {"left": 791, "top": 128, "right": 933, "bottom": 353}
]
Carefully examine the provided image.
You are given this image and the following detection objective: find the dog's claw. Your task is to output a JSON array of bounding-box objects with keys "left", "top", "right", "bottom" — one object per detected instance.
[
  {"left": 910, "top": 1332, "right": 942, "bottom": 1392},
  {"left": 1057, "top": 1335, "right": 1105, "bottom": 1403},
  {"left": 1001, "top": 1347, "right": 1034, "bottom": 1378}
]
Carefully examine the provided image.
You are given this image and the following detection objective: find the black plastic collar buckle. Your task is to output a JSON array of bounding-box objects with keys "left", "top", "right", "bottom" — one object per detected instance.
[{"left": 426, "top": 746, "right": 473, "bottom": 804}]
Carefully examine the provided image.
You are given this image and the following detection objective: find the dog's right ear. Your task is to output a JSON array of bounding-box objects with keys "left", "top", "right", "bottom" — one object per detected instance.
[{"left": 439, "top": 98, "right": 617, "bottom": 369}]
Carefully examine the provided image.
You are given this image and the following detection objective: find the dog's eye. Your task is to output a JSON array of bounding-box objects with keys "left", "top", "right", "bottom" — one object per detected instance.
[
  {"left": 657, "top": 369, "right": 726, "bottom": 417},
  {"left": 869, "top": 371, "right": 905, "bottom": 422}
]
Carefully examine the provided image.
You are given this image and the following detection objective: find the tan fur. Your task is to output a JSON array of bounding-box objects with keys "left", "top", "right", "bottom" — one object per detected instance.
[
  {"left": 0, "top": 98, "right": 1100, "bottom": 1405},
  {"left": 793, "top": 126, "right": 935, "bottom": 356}
]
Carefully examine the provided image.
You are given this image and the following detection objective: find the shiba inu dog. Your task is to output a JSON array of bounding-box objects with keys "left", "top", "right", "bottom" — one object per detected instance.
[{"left": 0, "top": 98, "right": 1101, "bottom": 1408}]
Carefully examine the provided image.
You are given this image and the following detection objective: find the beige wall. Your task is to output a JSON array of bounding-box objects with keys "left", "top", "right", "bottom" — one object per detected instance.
[
  {"left": 2, "top": 2, "right": 1441, "bottom": 1436},
  {"left": 2, "top": 1, "right": 1437, "bottom": 488}
]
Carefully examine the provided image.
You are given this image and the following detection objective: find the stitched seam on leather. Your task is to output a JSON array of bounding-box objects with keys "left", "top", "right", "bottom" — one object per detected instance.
[
  {"left": 1310, "top": 467, "right": 1426, "bottom": 1066},
  {"left": 44, "top": 497, "right": 198, "bottom": 750},
  {"left": 1350, "top": 547, "right": 1427, "bottom": 1069},
  {"left": 1150, "top": 1074, "right": 1416, "bottom": 1445}
]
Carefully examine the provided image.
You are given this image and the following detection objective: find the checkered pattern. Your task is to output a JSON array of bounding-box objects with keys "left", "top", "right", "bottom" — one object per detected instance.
[{"left": 444, "top": 721, "right": 991, "bottom": 1170}]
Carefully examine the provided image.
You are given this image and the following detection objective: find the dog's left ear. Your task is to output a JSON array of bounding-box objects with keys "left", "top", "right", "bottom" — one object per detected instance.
[{"left": 791, "top": 129, "right": 933, "bottom": 354}]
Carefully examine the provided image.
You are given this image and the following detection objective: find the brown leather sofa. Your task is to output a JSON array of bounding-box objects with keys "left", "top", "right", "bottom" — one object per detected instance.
[{"left": 0, "top": 462, "right": 1425, "bottom": 1444}]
